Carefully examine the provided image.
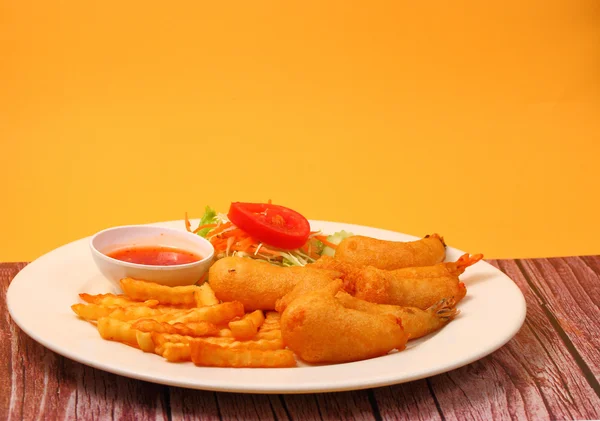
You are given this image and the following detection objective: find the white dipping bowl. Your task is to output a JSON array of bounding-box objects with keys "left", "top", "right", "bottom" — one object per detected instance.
[{"left": 90, "top": 225, "right": 215, "bottom": 288}]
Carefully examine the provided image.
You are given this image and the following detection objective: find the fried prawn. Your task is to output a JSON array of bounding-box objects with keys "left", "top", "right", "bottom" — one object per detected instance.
[
  {"left": 274, "top": 272, "right": 342, "bottom": 313},
  {"left": 312, "top": 254, "right": 481, "bottom": 309},
  {"left": 335, "top": 291, "right": 458, "bottom": 340},
  {"left": 334, "top": 234, "right": 446, "bottom": 270},
  {"left": 208, "top": 257, "right": 341, "bottom": 311},
  {"left": 281, "top": 281, "right": 408, "bottom": 363}
]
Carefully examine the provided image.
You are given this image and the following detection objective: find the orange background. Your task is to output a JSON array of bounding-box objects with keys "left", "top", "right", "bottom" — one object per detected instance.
[{"left": 1, "top": 1, "right": 599, "bottom": 261}]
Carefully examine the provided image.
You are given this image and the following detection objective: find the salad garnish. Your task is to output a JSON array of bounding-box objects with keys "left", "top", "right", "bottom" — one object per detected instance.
[{"left": 185, "top": 202, "right": 353, "bottom": 267}]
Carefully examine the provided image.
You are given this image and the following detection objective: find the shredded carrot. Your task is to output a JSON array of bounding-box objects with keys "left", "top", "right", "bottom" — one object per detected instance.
[
  {"left": 315, "top": 235, "right": 338, "bottom": 250},
  {"left": 193, "top": 223, "right": 217, "bottom": 234},
  {"left": 237, "top": 237, "right": 255, "bottom": 251},
  {"left": 206, "top": 222, "right": 233, "bottom": 238},
  {"left": 225, "top": 236, "right": 236, "bottom": 255},
  {"left": 218, "top": 228, "right": 246, "bottom": 239},
  {"left": 254, "top": 246, "right": 281, "bottom": 256},
  {"left": 184, "top": 212, "right": 192, "bottom": 232}
]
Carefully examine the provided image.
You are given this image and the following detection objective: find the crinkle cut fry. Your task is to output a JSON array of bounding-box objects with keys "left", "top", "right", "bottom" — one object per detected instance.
[
  {"left": 229, "top": 310, "right": 265, "bottom": 340},
  {"left": 190, "top": 341, "right": 296, "bottom": 368},
  {"left": 150, "top": 333, "right": 286, "bottom": 363},
  {"left": 119, "top": 277, "right": 197, "bottom": 306},
  {"left": 97, "top": 317, "right": 139, "bottom": 348},
  {"left": 168, "top": 301, "right": 244, "bottom": 324},
  {"left": 71, "top": 303, "right": 166, "bottom": 322},
  {"left": 79, "top": 293, "right": 160, "bottom": 307},
  {"left": 132, "top": 319, "right": 219, "bottom": 337}
]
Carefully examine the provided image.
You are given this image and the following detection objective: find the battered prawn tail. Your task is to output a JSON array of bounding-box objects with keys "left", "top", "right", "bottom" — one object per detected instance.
[
  {"left": 448, "top": 253, "right": 484, "bottom": 276},
  {"left": 427, "top": 298, "right": 460, "bottom": 323},
  {"left": 457, "top": 281, "right": 467, "bottom": 302},
  {"left": 425, "top": 233, "right": 446, "bottom": 248}
]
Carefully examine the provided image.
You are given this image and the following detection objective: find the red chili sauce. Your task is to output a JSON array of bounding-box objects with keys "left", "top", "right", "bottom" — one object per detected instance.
[{"left": 107, "top": 246, "right": 201, "bottom": 266}]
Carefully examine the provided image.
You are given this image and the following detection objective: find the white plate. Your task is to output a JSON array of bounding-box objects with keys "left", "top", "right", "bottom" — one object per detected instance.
[{"left": 7, "top": 220, "right": 526, "bottom": 394}]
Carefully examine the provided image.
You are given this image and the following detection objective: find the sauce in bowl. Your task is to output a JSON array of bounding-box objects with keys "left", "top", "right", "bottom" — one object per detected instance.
[{"left": 107, "top": 246, "right": 202, "bottom": 266}]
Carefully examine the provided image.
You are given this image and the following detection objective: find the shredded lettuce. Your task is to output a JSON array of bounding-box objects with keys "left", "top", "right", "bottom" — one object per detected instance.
[
  {"left": 281, "top": 251, "right": 308, "bottom": 267},
  {"left": 321, "top": 230, "right": 354, "bottom": 256},
  {"left": 196, "top": 206, "right": 218, "bottom": 238}
]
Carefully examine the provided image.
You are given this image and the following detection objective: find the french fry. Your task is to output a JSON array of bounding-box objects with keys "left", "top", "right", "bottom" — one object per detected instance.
[
  {"left": 229, "top": 310, "right": 265, "bottom": 340},
  {"left": 133, "top": 319, "right": 186, "bottom": 334},
  {"left": 171, "top": 321, "right": 219, "bottom": 336},
  {"left": 190, "top": 341, "right": 296, "bottom": 368},
  {"left": 217, "top": 328, "right": 234, "bottom": 337},
  {"left": 120, "top": 278, "right": 197, "bottom": 306},
  {"left": 150, "top": 332, "right": 277, "bottom": 350},
  {"left": 151, "top": 332, "right": 235, "bottom": 347},
  {"left": 196, "top": 337, "right": 283, "bottom": 350},
  {"left": 222, "top": 338, "right": 284, "bottom": 351},
  {"left": 194, "top": 283, "right": 219, "bottom": 307},
  {"left": 79, "top": 293, "right": 159, "bottom": 308},
  {"left": 168, "top": 302, "right": 244, "bottom": 325},
  {"left": 71, "top": 303, "right": 118, "bottom": 321},
  {"left": 136, "top": 331, "right": 156, "bottom": 353},
  {"left": 154, "top": 304, "right": 196, "bottom": 311},
  {"left": 76, "top": 275, "right": 292, "bottom": 369},
  {"left": 257, "top": 311, "right": 281, "bottom": 333},
  {"left": 254, "top": 330, "right": 282, "bottom": 340},
  {"left": 150, "top": 332, "right": 197, "bottom": 347},
  {"left": 72, "top": 303, "right": 181, "bottom": 323},
  {"left": 97, "top": 318, "right": 138, "bottom": 347},
  {"left": 107, "top": 306, "right": 166, "bottom": 322},
  {"left": 264, "top": 311, "right": 281, "bottom": 323},
  {"left": 161, "top": 342, "right": 192, "bottom": 362},
  {"left": 150, "top": 309, "right": 192, "bottom": 322},
  {"left": 158, "top": 338, "right": 285, "bottom": 363},
  {"left": 259, "top": 322, "right": 280, "bottom": 332},
  {"left": 132, "top": 319, "right": 218, "bottom": 337}
]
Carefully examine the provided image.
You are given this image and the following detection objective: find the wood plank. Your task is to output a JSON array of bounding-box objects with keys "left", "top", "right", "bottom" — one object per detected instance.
[
  {"left": 215, "top": 392, "right": 284, "bottom": 421},
  {"left": 371, "top": 380, "right": 443, "bottom": 421},
  {"left": 517, "top": 257, "right": 600, "bottom": 380},
  {"left": 0, "top": 263, "right": 27, "bottom": 419},
  {"left": 580, "top": 255, "right": 600, "bottom": 277},
  {"left": 169, "top": 389, "right": 221, "bottom": 421},
  {"left": 170, "top": 389, "right": 298, "bottom": 421},
  {"left": 279, "top": 394, "right": 326, "bottom": 421},
  {"left": 421, "top": 259, "right": 600, "bottom": 421},
  {"left": 57, "top": 360, "right": 170, "bottom": 421},
  {"left": 313, "top": 391, "right": 378, "bottom": 421},
  {"left": 280, "top": 391, "right": 378, "bottom": 421},
  {"left": 1, "top": 263, "right": 170, "bottom": 421}
]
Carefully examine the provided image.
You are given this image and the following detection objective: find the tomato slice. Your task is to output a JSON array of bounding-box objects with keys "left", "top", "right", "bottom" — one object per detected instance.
[{"left": 227, "top": 202, "right": 310, "bottom": 250}]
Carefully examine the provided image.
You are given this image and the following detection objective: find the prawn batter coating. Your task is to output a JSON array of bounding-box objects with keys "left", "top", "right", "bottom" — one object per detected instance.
[
  {"left": 312, "top": 254, "right": 482, "bottom": 309},
  {"left": 281, "top": 281, "right": 408, "bottom": 363},
  {"left": 274, "top": 271, "right": 342, "bottom": 313},
  {"left": 335, "top": 292, "right": 459, "bottom": 340},
  {"left": 334, "top": 234, "right": 446, "bottom": 270},
  {"left": 277, "top": 276, "right": 459, "bottom": 340},
  {"left": 208, "top": 257, "right": 341, "bottom": 311}
]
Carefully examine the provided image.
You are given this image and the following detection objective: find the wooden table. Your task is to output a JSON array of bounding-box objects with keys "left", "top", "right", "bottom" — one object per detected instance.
[{"left": 2, "top": 257, "right": 599, "bottom": 420}]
